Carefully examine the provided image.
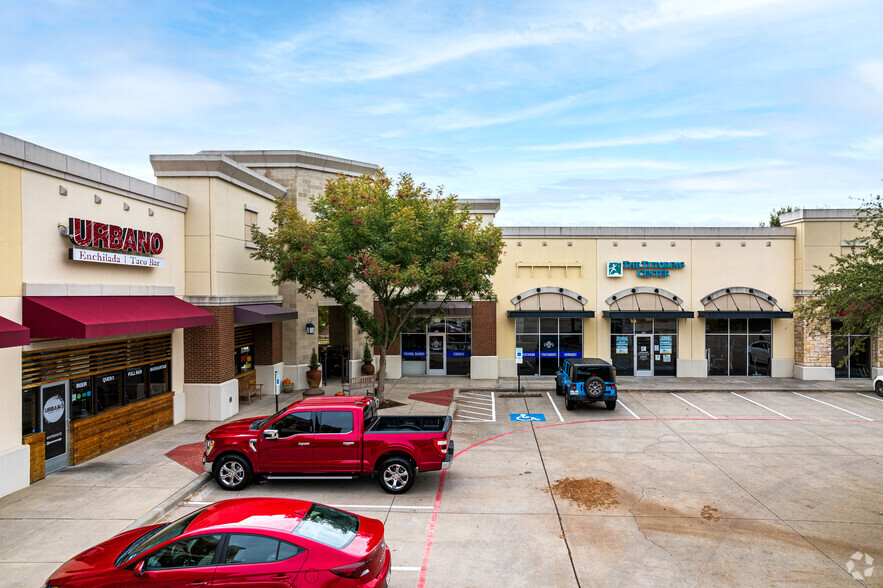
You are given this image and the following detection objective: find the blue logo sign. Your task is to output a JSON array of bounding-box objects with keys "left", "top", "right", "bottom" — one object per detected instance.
[{"left": 510, "top": 413, "right": 546, "bottom": 422}]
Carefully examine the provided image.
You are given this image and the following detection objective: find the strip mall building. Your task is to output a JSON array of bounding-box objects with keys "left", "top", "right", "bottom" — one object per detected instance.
[{"left": 0, "top": 132, "right": 877, "bottom": 498}]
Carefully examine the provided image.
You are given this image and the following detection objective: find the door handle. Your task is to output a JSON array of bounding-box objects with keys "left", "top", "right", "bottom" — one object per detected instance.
[
  {"left": 343, "top": 442, "right": 355, "bottom": 446},
  {"left": 298, "top": 442, "right": 310, "bottom": 446}
]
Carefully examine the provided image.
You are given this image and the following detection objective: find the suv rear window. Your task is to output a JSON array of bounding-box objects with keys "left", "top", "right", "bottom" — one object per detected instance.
[
  {"left": 293, "top": 504, "right": 359, "bottom": 549},
  {"left": 574, "top": 366, "right": 613, "bottom": 380}
]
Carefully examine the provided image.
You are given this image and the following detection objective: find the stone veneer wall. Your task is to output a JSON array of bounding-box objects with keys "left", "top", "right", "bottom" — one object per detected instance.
[{"left": 793, "top": 318, "right": 831, "bottom": 367}]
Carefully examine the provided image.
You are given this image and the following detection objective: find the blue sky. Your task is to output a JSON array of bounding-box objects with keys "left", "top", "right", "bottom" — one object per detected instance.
[{"left": 2, "top": 0, "right": 882, "bottom": 226}]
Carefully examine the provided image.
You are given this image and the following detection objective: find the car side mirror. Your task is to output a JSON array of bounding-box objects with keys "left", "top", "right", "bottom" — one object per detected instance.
[
  {"left": 263, "top": 429, "right": 279, "bottom": 440},
  {"left": 133, "top": 560, "right": 145, "bottom": 577}
]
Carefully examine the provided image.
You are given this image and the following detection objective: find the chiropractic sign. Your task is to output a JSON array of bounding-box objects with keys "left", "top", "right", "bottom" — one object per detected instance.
[
  {"left": 67, "top": 217, "right": 164, "bottom": 268},
  {"left": 607, "top": 260, "right": 685, "bottom": 278}
]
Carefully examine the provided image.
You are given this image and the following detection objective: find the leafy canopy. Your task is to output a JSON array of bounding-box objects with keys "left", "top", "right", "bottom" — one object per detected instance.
[
  {"left": 796, "top": 195, "right": 883, "bottom": 339},
  {"left": 251, "top": 171, "right": 504, "bottom": 379}
]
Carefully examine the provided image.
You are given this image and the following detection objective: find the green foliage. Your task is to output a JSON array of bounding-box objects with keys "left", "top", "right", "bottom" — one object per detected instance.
[
  {"left": 309, "top": 348, "right": 320, "bottom": 369},
  {"left": 251, "top": 170, "right": 505, "bottom": 395},
  {"left": 760, "top": 206, "right": 799, "bottom": 227},
  {"left": 796, "top": 195, "right": 883, "bottom": 341},
  {"left": 362, "top": 341, "right": 373, "bottom": 364}
]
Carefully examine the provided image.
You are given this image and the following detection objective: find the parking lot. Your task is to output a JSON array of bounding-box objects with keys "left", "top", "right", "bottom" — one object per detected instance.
[{"left": 162, "top": 389, "right": 883, "bottom": 587}]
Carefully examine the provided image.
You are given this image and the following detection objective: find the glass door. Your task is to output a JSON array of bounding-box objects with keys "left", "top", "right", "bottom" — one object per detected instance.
[
  {"left": 635, "top": 335, "right": 653, "bottom": 376},
  {"left": 41, "top": 381, "right": 69, "bottom": 474},
  {"left": 427, "top": 334, "right": 446, "bottom": 375}
]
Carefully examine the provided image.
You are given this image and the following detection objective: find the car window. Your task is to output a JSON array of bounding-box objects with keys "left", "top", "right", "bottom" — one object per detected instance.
[
  {"left": 144, "top": 534, "right": 222, "bottom": 570},
  {"left": 223, "top": 533, "right": 305, "bottom": 565},
  {"left": 273, "top": 411, "right": 313, "bottom": 438},
  {"left": 116, "top": 506, "right": 209, "bottom": 565},
  {"left": 317, "top": 411, "right": 353, "bottom": 434},
  {"left": 293, "top": 504, "right": 359, "bottom": 549}
]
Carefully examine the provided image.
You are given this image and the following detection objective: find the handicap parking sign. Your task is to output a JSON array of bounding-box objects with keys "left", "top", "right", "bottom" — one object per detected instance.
[{"left": 510, "top": 413, "right": 546, "bottom": 422}]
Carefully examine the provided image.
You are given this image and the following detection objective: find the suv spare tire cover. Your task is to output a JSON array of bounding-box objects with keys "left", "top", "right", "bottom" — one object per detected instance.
[{"left": 585, "top": 376, "right": 605, "bottom": 398}]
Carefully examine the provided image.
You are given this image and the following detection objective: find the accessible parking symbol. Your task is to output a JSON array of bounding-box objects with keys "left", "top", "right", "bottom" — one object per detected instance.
[{"left": 510, "top": 413, "right": 546, "bottom": 422}]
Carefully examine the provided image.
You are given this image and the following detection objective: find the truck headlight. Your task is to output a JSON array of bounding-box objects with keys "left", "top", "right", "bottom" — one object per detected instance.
[{"left": 204, "top": 439, "right": 214, "bottom": 455}]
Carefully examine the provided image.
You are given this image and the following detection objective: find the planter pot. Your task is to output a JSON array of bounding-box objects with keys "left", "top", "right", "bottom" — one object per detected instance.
[
  {"left": 306, "top": 368, "right": 322, "bottom": 389},
  {"left": 282, "top": 384, "right": 295, "bottom": 394},
  {"left": 361, "top": 363, "right": 376, "bottom": 376}
]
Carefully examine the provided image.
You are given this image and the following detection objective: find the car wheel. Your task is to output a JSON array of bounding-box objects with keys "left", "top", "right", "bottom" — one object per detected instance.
[
  {"left": 876, "top": 379, "right": 883, "bottom": 398},
  {"left": 214, "top": 454, "right": 252, "bottom": 491},
  {"left": 585, "top": 376, "right": 605, "bottom": 399},
  {"left": 378, "top": 457, "right": 415, "bottom": 494},
  {"left": 565, "top": 396, "right": 575, "bottom": 411},
  {"left": 605, "top": 400, "right": 617, "bottom": 411}
]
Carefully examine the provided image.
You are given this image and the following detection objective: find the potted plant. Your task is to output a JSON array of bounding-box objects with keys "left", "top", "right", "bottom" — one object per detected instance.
[
  {"left": 306, "top": 349, "right": 322, "bottom": 388},
  {"left": 361, "top": 342, "right": 375, "bottom": 376},
  {"left": 282, "top": 378, "right": 294, "bottom": 393}
]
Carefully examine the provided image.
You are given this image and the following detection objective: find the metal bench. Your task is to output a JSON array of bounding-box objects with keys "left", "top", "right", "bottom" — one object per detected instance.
[{"left": 342, "top": 375, "right": 376, "bottom": 396}]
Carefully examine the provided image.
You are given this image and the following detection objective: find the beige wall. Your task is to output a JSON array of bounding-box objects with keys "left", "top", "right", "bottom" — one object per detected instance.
[
  {"left": 20, "top": 170, "right": 184, "bottom": 292},
  {"left": 495, "top": 234, "right": 796, "bottom": 369},
  {"left": 793, "top": 220, "right": 864, "bottom": 291},
  {"left": 0, "top": 298, "right": 24, "bottom": 452},
  {"left": 0, "top": 163, "right": 22, "bottom": 297}
]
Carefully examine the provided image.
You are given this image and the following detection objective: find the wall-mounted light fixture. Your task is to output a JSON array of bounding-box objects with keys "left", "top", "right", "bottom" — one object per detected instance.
[
  {"left": 305, "top": 319, "right": 316, "bottom": 335},
  {"left": 57, "top": 223, "right": 69, "bottom": 236}
]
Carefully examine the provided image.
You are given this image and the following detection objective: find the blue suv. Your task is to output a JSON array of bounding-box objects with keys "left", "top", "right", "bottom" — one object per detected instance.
[{"left": 556, "top": 358, "right": 617, "bottom": 411}]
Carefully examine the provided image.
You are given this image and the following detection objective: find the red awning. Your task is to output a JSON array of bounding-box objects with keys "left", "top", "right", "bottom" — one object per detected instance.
[
  {"left": 23, "top": 296, "right": 214, "bottom": 339},
  {"left": 0, "top": 315, "right": 30, "bottom": 348}
]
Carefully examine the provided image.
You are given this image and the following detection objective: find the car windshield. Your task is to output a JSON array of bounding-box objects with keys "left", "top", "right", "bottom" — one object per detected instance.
[
  {"left": 293, "top": 504, "right": 359, "bottom": 549},
  {"left": 115, "top": 506, "right": 208, "bottom": 566},
  {"left": 250, "top": 406, "right": 289, "bottom": 431}
]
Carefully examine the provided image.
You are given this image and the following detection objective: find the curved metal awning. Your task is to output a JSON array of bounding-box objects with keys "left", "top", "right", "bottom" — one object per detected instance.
[
  {"left": 603, "top": 310, "right": 694, "bottom": 319},
  {"left": 698, "top": 310, "right": 792, "bottom": 319},
  {"left": 508, "top": 310, "right": 595, "bottom": 318}
]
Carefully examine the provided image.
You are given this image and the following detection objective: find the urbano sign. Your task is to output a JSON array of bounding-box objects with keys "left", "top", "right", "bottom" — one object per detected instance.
[
  {"left": 67, "top": 217, "right": 164, "bottom": 268},
  {"left": 607, "top": 260, "right": 686, "bottom": 278}
]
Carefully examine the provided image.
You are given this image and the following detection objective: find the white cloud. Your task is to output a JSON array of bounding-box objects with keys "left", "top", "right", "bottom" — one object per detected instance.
[{"left": 523, "top": 128, "right": 766, "bottom": 151}]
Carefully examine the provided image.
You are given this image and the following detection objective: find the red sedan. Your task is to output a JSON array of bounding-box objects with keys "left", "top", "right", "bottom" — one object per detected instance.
[{"left": 43, "top": 497, "right": 391, "bottom": 587}]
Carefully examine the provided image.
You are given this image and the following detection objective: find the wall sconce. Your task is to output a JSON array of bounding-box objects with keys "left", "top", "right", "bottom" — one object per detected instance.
[
  {"left": 57, "top": 223, "right": 69, "bottom": 236},
  {"left": 305, "top": 319, "right": 315, "bottom": 335}
]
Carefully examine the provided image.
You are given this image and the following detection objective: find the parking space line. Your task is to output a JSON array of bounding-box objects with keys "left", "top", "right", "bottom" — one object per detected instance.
[
  {"left": 393, "top": 567, "right": 420, "bottom": 571},
  {"left": 670, "top": 393, "right": 717, "bottom": 419},
  {"left": 616, "top": 398, "right": 639, "bottom": 419},
  {"left": 457, "top": 408, "right": 491, "bottom": 416},
  {"left": 730, "top": 392, "right": 792, "bottom": 420},
  {"left": 856, "top": 392, "right": 883, "bottom": 403},
  {"left": 546, "top": 392, "right": 564, "bottom": 422},
  {"left": 793, "top": 392, "right": 873, "bottom": 421}
]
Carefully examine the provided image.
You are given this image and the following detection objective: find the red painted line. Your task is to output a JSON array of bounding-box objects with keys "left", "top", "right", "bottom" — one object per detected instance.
[{"left": 417, "top": 416, "right": 881, "bottom": 584}]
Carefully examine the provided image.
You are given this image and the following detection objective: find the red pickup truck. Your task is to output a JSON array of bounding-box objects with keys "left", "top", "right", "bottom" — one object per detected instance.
[{"left": 203, "top": 396, "right": 453, "bottom": 494}]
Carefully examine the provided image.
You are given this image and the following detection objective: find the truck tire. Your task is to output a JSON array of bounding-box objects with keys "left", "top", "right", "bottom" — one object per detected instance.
[
  {"left": 377, "top": 457, "right": 415, "bottom": 494},
  {"left": 605, "top": 400, "right": 617, "bottom": 411},
  {"left": 555, "top": 380, "right": 563, "bottom": 396},
  {"left": 214, "top": 453, "right": 252, "bottom": 491},
  {"left": 876, "top": 379, "right": 883, "bottom": 398},
  {"left": 585, "top": 376, "right": 605, "bottom": 399},
  {"left": 565, "top": 396, "right": 575, "bottom": 411}
]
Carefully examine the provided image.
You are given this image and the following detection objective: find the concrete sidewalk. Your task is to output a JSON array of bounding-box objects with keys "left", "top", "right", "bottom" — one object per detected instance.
[{"left": 0, "top": 374, "right": 874, "bottom": 587}]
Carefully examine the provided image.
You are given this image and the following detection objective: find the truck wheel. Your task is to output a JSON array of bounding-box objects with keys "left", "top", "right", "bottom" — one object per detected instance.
[
  {"left": 377, "top": 457, "right": 415, "bottom": 494},
  {"left": 555, "top": 381, "right": 563, "bottom": 396},
  {"left": 605, "top": 400, "right": 617, "bottom": 411},
  {"left": 585, "top": 376, "right": 605, "bottom": 399},
  {"left": 214, "top": 454, "right": 252, "bottom": 491},
  {"left": 565, "top": 396, "right": 575, "bottom": 411},
  {"left": 876, "top": 379, "right": 883, "bottom": 398}
]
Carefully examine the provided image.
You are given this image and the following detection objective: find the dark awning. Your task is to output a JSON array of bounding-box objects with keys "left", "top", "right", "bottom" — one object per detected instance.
[
  {"left": 0, "top": 316, "right": 30, "bottom": 348},
  {"left": 234, "top": 304, "right": 298, "bottom": 324},
  {"left": 603, "top": 310, "right": 694, "bottom": 319},
  {"left": 698, "top": 311, "right": 793, "bottom": 319},
  {"left": 508, "top": 310, "right": 595, "bottom": 318},
  {"left": 23, "top": 296, "right": 214, "bottom": 339},
  {"left": 415, "top": 301, "right": 472, "bottom": 316}
]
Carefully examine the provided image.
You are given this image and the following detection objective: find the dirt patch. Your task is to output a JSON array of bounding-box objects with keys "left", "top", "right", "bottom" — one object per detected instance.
[
  {"left": 700, "top": 505, "right": 721, "bottom": 522},
  {"left": 499, "top": 392, "right": 543, "bottom": 398},
  {"left": 376, "top": 398, "right": 405, "bottom": 410},
  {"left": 544, "top": 477, "right": 620, "bottom": 511}
]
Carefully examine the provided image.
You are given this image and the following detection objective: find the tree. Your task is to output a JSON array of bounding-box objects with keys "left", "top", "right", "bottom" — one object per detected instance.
[
  {"left": 251, "top": 171, "right": 505, "bottom": 400},
  {"left": 796, "top": 195, "right": 883, "bottom": 354},
  {"left": 759, "top": 206, "right": 799, "bottom": 227}
]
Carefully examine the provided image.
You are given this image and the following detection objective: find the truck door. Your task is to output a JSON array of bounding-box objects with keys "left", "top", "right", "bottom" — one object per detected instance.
[
  {"left": 311, "top": 409, "right": 360, "bottom": 472},
  {"left": 259, "top": 410, "right": 314, "bottom": 472}
]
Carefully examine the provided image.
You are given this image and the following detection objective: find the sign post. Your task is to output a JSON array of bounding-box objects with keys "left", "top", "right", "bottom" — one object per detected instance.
[
  {"left": 274, "top": 370, "right": 280, "bottom": 413},
  {"left": 515, "top": 347, "right": 523, "bottom": 393}
]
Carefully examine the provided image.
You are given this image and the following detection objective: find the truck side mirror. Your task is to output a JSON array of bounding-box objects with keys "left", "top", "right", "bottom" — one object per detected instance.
[{"left": 263, "top": 429, "right": 279, "bottom": 440}]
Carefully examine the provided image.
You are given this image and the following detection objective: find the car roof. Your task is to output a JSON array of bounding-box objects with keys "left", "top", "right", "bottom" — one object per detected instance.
[
  {"left": 569, "top": 358, "right": 612, "bottom": 366},
  {"left": 187, "top": 498, "right": 313, "bottom": 534}
]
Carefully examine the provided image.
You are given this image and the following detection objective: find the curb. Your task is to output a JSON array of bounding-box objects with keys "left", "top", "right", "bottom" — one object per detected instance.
[{"left": 125, "top": 472, "right": 212, "bottom": 531}]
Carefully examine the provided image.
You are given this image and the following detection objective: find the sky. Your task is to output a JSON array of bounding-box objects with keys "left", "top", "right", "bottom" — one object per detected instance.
[{"left": 2, "top": 0, "right": 882, "bottom": 227}]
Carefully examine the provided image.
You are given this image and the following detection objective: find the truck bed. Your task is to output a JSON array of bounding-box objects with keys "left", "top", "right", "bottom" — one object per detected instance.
[{"left": 366, "top": 415, "right": 452, "bottom": 433}]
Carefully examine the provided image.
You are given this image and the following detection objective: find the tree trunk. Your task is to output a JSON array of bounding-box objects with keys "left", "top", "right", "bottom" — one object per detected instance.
[{"left": 377, "top": 348, "right": 387, "bottom": 401}]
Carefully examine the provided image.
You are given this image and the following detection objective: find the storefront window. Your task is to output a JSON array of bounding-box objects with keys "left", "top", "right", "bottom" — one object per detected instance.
[
  {"left": 149, "top": 362, "right": 170, "bottom": 394},
  {"left": 70, "top": 376, "right": 92, "bottom": 420},
  {"left": 447, "top": 335, "right": 471, "bottom": 375},
  {"left": 831, "top": 320, "right": 870, "bottom": 379},
  {"left": 705, "top": 319, "right": 771, "bottom": 376},
  {"left": 610, "top": 319, "right": 677, "bottom": 376},
  {"left": 235, "top": 345, "right": 253, "bottom": 374},
  {"left": 95, "top": 371, "right": 121, "bottom": 413},
  {"left": 124, "top": 367, "right": 146, "bottom": 403},
  {"left": 401, "top": 316, "right": 472, "bottom": 376},
  {"left": 22, "top": 386, "right": 39, "bottom": 436},
  {"left": 402, "top": 334, "right": 427, "bottom": 376},
  {"left": 517, "top": 317, "right": 582, "bottom": 376}
]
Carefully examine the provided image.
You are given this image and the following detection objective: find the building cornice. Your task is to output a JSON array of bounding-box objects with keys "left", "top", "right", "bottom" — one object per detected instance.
[
  {"left": 183, "top": 295, "right": 284, "bottom": 307},
  {"left": 150, "top": 154, "right": 287, "bottom": 201},
  {"left": 0, "top": 132, "right": 188, "bottom": 212},
  {"left": 780, "top": 209, "right": 859, "bottom": 225},
  {"left": 461, "top": 199, "right": 500, "bottom": 215},
  {"left": 501, "top": 226, "right": 795, "bottom": 239},
  {"left": 196, "top": 149, "right": 377, "bottom": 177}
]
